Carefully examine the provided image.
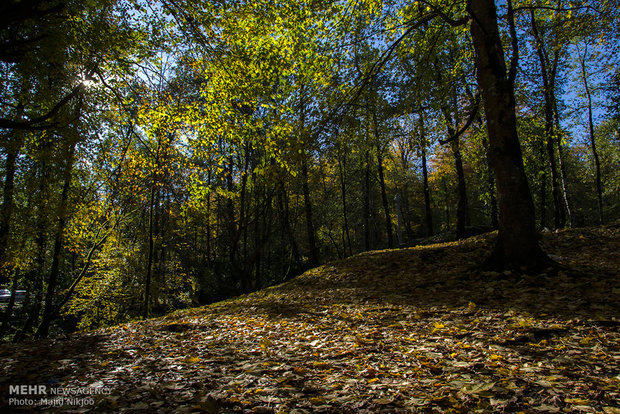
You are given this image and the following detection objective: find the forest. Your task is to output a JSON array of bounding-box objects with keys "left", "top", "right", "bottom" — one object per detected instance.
[
  {"left": 0, "top": 0, "right": 619, "bottom": 342},
  {"left": 1, "top": 0, "right": 620, "bottom": 412}
]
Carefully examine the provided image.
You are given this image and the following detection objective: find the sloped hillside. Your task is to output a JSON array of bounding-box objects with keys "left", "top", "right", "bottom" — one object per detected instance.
[{"left": 1, "top": 225, "right": 619, "bottom": 413}]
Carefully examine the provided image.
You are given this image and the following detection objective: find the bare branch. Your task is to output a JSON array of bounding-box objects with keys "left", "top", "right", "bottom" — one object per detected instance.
[{"left": 439, "top": 93, "right": 481, "bottom": 145}]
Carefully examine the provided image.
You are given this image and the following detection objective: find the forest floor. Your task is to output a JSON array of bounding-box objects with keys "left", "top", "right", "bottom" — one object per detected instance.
[{"left": 1, "top": 225, "right": 619, "bottom": 413}]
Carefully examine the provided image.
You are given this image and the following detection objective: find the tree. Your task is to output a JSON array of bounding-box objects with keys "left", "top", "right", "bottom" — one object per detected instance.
[{"left": 467, "top": 0, "right": 549, "bottom": 270}]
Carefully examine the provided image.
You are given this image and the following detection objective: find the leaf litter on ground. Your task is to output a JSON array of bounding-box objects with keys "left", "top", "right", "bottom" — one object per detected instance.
[{"left": 1, "top": 224, "right": 619, "bottom": 413}]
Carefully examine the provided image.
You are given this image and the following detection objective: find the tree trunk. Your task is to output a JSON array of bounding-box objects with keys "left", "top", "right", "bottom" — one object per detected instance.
[
  {"left": 143, "top": 183, "right": 156, "bottom": 319},
  {"left": 278, "top": 179, "right": 301, "bottom": 268},
  {"left": 0, "top": 269, "right": 19, "bottom": 336},
  {"left": 451, "top": 139, "right": 470, "bottom": 239},
  {"left": 363, "top": 149, "right": 371, "bottom": 251},
  {"left": 337, "top": 146, "right": 353, "bottom": 256},
  {"left": 36, "top": 138, "right": 76, "bottom": 338},
  {"left": 421, "top": 145, "right": 434, "bottom": 237},
  {"left": 437, "top": 66, "right": 470, "bottom": 239},
  {"left": 553, "top": 104, "right": 574, "bottom": 227},
  {"left": 0, "top": 104, "right": 24, "bottom": 280},
  {"left": 301, "top": 155, "right": 319, "bottom": 266},
  {"left": 531, "top": 10, "right": 563, "bottom": 228},
  {"left": 418, "top": 114, "right": 434, "bottom": 236},
  {"left": 480, "top": 127, "right": 498, "bottom": 228},
  {"left": 580, "top": 50, "right": 604, "bottom": 224},
  {"left": 468, "top": 0, "right": 548, "bottom": 270},
  {"left": 442, "top": 177, "right": 451, "bottom": 232},
  {"left": 538, "top": 139, "right": 548, "bottom": 229},
  {"left": 15, "top": 159, "right": 49, "bottom": 341},
  {"left": 376, "top": 143, "right": 394, "bottom": 248},
  {"left": 0, "top": 143, "right": 18, "bottom": 277}
]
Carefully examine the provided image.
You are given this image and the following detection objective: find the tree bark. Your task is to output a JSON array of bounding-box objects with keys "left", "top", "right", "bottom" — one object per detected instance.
[
  {"left": 0, "top": 104, "right": 25, "bottom": 281},
  {"left": 363, "top": 148, "right": 371, "bottom": 251},
  {"left": 418, "top": 113, "right": 434, "bottom": 237},
  {"left": 376, "top": 143, "right": 394, "bottom": 248},
  {"left": 553, "top": 103, "right": 574, "bottom": 227},
  {"left": 530, "top": 10, "right": 563, "bottom": 228},
  {"left": 451, "top": 138, "right": 470, "bottom": 239},
  {"left": 468, "top": 0, "right": 548, "bottom": 270},
  {"left": 0, "top": 143, "right": 18, "bottom": 276},
  {"left": 301, "top": 154, "right": 319, "bottom": 266},
  {"left": 36, "top": 136, "right": 76, "bottom": 338},
  {"left": 479, "top": 125, "right": 499, "bottom": 228},
  {"left": 337, "top": 145, "right": 353, "bottom": 256},
  {"left": 278, "top": 179, "right": 301, "bottom": 268},
  {"left": 580, "top": 49, "right": 604, "bottom": 224}
]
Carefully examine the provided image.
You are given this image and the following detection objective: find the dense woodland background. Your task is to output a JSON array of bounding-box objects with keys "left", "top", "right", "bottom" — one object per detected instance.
[{"left": 0, "top": 0, "right": 619, "bottom": 340}]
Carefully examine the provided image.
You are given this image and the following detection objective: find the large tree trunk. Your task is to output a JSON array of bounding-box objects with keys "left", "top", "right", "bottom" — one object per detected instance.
[{"left": 468, "top": 0, "right": 548, "bottom": 270}]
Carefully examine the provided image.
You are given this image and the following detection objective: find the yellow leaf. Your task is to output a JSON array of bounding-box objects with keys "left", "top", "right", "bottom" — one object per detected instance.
[{"left": 309, "top": 397, "right": 324, "bottom": 405}]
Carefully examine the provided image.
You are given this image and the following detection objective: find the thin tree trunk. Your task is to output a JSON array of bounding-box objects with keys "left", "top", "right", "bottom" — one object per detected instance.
[
  {"left": 0, "top": 104, "right": 24, "bottom": 277},
  {"left": 376, "top": 144, "right": 394, "bottom": 248},
  {"left": 421, "top": 146, "right": 433, "bottom": 237},
  {"left": 301, "top": 155, "right": 319, "bottom": 266},
  {"left": 15, "top": 159, "right": 49, "bottom": 341},
  {"left": 206, "top": 167, "right": 212, "bottom": 264},
  {"left": 36, "top": 138, "right": 76, "bottom": 338},
  {"left": 442, "top": 177, "right": 451, "bottom": 232},
  {"left": 143, "top": 184, "right": 155, "bottom": 319},
  {"left": 531, "top": 10, "right": 563, "bottom": 228},
  {"left": 553, "top": 109, "right": 574, "bottom": 227},
  {"left": 580, "top": 50, "right": 604, "bottom": 224},
  {"left": 436, "top": 67, "right": 470, "bottom": 239},
  {"left": 278, "top": 180, "right": 301, "bottom": 266},
  {"left": 0, "top": 269, "right": 19, "bottom": 336},
  {"left": 418, "top": 113, "right": 434, "bottom": 237},
  {"left": 363, "top": 149, "right": 371, "bottom": 251},
  {"left": 372, "top": 108, "right": 394, "bottom": 248},
  {"left": 451, "top": 138, "right": 470, "bottom": 238},
  {"left": 337, "top": 146, "right": 353, "bottom": 256},
  {"left": 0, "top": 143, "right": 18, "bottom": 274},
  {"left": 480, "top": 127, "right": 499, "bottom": 228},
  {"left": 538, "top": 140, "right": 548, "bottom": 229}
]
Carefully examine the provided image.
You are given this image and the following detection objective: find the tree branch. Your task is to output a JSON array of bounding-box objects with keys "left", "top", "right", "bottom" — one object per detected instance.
[
  {"left": 0, "top": 82, "right": 85, "bottom": 130},
  {"left": 439, "top": 93, "right": 481, "bottom": 145},
  {"left": 507, "top": 0, "right": 519, "bottom": 89}
]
